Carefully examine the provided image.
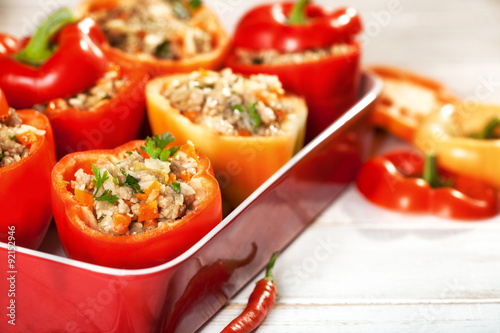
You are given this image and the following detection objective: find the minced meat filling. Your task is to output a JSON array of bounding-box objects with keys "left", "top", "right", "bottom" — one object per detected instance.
[
  {"left": 45, "top": 65, "right": 127, "bottom": 111},
  {"left": 71, "top": 144, "right": 199, "bottom": 236},
  {"left": 162, "top": 68, "right": 295, "bottom": 136},
  {"left": 0, "top": 109, "right": 45, "bottom": 167},
  {"left": 235, "top": 44, "right": 355, "bottom": 65},
  {"left": 90, "top": 0, "right": 213, "bottom": 59}
]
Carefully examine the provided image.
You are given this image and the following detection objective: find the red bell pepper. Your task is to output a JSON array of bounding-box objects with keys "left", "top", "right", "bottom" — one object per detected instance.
[
  {"left": 0, "top": 8, "right": 109, "bottom": 109},
  {"left": 356, "top": 151, "right": 499, "bottom": 220},
  {"left": 44, "top": 59, "right": 149, "bottom": 158},
  {"left": 0, "top": 89, "right": 56, "bottom": 249},
  {"left": 51, "top": 139, "right": 222, "bottom": 269},
  {"left": 227, "top": 0, "right": 362, "bottom": 141}
]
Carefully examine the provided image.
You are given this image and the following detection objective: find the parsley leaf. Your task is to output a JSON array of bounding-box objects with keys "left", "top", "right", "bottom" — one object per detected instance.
[
  {"left": 140, "top": 133, "right": 179, "bottom": 161},
  {"left": 113, "top": 177, "right": 119, "bottom": 185},
  {"left": 247, "top": 102, "right": 262, "bottom": 129},
  {"left": 92, "top": 164, "right": 110, "bottom": 198},
  {"left": 8, "top": 135, "right": 16, "bottom": 141},
  {"left": 231, "top": 103, "right": 262, "bottom": 130},
  {"left": 171, "top": 182, "right": 181, "bottom": 194},
  {"left": 189, "top": 0, "right": 202, "bottom": 9},
  {"left": 94, "top": 189, "right": 119, "bottom": 204},
  {"left": 154, "top": 40, "right": 171, "bottom": 58},
  {"left": 0, "top": 153, "right": 3, "bottom": 161},
  {"left": 121, "top": 169, "right": 143, "bottom": 193}
]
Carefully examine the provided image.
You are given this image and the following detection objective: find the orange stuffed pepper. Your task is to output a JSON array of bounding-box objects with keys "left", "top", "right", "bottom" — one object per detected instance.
[
  {"left": 146, "top": 69, "right": 307, "bottom": 208},
  {"left": 78, "top": 0, "right": 230, "bottom": 76}
]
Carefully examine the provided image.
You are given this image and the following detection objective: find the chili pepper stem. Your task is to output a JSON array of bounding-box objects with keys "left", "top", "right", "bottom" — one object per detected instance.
[
  {"left": 479, "top": 116, "right": 500, "bottom": 139},
  {"left": 265, "top": 252, "right": 279, "bottom": 282},
  {"left": 15, "top": 8, "right": 78, "bottom": 66},
  {"left": 423, "top": 153, "right": 439, "bottom": 188},
  {"left": 289, "top": 0, "right": 310, "bottom": 25}
]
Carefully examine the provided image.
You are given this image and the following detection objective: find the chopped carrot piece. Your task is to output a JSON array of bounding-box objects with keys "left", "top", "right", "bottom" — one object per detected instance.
[
  {"left": 180, "top": 170, "right": 192, "bottom": 181},
  {"left": 17, "top": 131, "right": 38, "bottom": 147},
  {"left": 75, "top": 189, "right": 94, "bottom": 208},
  {"left": 113, "top": 213, "right": 132, "bottom": 235},
  {"left": 143, "top": 218, "right": 158, "bottom": 229},
  {"left": 275, "top": 110, "right": 287, "bottom": 122},
  {"left": 138, "top": 201, "right": 159, "bottom": 222},
  {"left": 238, "top": 130, "right": 252, "bottom": 137},
  {"left": 169, "top": 173, "right": 177, "bottom": 182},
  {"left": 179, "top": 143, "right": 198, "bottom": 160},
  {"left": 183, "top": 111, "right": 198, "bottom": 122},
  {"left": 136, "top": 181, "right": 160, "bottom": 201}
]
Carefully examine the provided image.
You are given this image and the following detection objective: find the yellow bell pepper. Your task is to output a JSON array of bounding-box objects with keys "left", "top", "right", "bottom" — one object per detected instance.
[
  {"left": 146, "top": 73, "right": 307, "bottom": 208},
  {"left": 414, "top": 102, "right": 500, "bottom": 187}
]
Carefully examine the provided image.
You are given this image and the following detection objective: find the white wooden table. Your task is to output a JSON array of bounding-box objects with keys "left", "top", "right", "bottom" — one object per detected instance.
[{"left": 2, "top": 1, "right": 500, "bottom": 332}]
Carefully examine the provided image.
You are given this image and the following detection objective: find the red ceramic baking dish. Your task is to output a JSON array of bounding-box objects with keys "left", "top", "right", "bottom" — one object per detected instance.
[{"left": 0, "top": 72, "right": 381, "bottom": 333}]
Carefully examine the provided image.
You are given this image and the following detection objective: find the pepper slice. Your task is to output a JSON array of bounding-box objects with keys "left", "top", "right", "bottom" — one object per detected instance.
[
  {"left": 414, "top": 102, "right": 500, "bottom": 189},
  {"left": 0, "top": 9, "right": 109, "bottom": 109},
  {"left": 368, "top": 66, "right": 457, "bottom": 142},
  {"left": 356, "top": 150, "right": 499, "bottom": 220},
  {"left": 51, "top": 140, "right": 222, "bottom": 269},
  {"left": 78, "top": 0, "right": 230, "bottom": 76},
  {"left": 0, "top": 91, "right": 56, "bottom": 249},
  {"left": 145, "top": 72, "right": 307, "bottom": 208},
  {"left": 227, "top": 1, "right": 361, "bottom": 141},
  {"left": 44, "top": 59, "right": 149, "bottom": 158}
]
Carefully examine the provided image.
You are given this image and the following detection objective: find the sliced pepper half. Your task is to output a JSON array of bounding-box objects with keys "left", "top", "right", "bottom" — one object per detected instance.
[
  {"left": 146, "top": 74, "right": 307, "bottom": 208},
  {"left": 414, "top": 102, "right": 500, "bottom": 189},
  {"left": 356, "top": 150, "right": 498, "bottom": 220},
  {"left": 51, "top": 140, "right": 222, "bottom": 269}
]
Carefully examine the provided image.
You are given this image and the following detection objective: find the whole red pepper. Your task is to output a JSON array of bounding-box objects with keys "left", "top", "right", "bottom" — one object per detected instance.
[
  {"left": 0, "top": 89, "right": 56, "bottom": 249},
  {"left": 221, "top": 252, "right": 279, "bottom": 333},
  {"left": 0, "top": 8, "right": 109, "bottom": 109},
  {"left": 227, "top": 0, "right": 362, "bottom": 141},
  {"left": 356, "top": 151, "right": 499, "bottom": 220}
]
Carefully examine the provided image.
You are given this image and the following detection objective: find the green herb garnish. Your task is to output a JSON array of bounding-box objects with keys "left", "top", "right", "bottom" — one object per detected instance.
[
  {"left": 154, "top": 40, "right": 171, "bottom": 58},
  {"left": 121, "top": 169, "right": 143, "bottom": 193},
  {"left": 62, "top": 180, "right": 70, "bottom": 185},
  {"left": 0, "top": 153, "right": 3, "bottom": 161},
  {"left": 231, "top": 102, "right": 262, "bottom": 130},
  {"left": 140, "top": 133, "right": 180, "bottom": 162},
  {"left": 8, "top": 135, "right": 16, "bottom": 141},
  {"left": 188, "top": 0, "right": 202, "bottom": 9},
  {"left": 91, "top": 164, "right": 109, "bottom": 198},
  {"left": 171, "top": 182, "right": 181, "bottom": 194},
  {"left": 113, "top": 177, "right": 120, "bottom": 185},
  {"left": 94, "top": 189, "right": 119, "bottom": 204}
]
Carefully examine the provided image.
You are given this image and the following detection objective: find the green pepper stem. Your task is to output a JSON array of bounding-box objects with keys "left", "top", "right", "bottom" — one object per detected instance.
[
  {"left": 15, "top": 8, "right": 78, "bottom": 66},
  {"left": 480, "top": 116, "right": 500, "bottom": 139},
  {"left": 423, "top": 153, "right": 439, "bottom": 188},
  {"left": 265, "top": 252, "right": 279, "bottom": 282},
  {"left": 288, "top": 0, "right": 309, "bottom": 25}
]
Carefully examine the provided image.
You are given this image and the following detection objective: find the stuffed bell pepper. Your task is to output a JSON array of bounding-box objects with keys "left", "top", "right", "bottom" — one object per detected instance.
[
  {"left": 146, "top": 68, "right": 307, "bottom": 208},
  {"left": 415, "top": 102, "right": 500, "bottom": 189},
  {"left": 0, "top": 89, "right": 56, "bottom": 249},
  {"left": 78, "top": 0, "right": 230, "bottom": 76},
  {"left": 51, "top": 134, "right": 222, "bottom": 269},
  {"left": 0, "top": 9, "right": 149, "bottom": 158},
  {"left": 356, "top": 150, "right": 498, "bottom": 220},
  {"left": 226, "top": 0, "right": 362, "bottom": 141}
]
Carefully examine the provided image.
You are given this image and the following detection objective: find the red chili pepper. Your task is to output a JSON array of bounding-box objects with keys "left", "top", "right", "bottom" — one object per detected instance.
[
  {"left": 221, "top": 252, "right": 279, "bottom": 333},
  {"left": 227, "top": 0, "right": 362, "bottom": 141},
  {"left": 0, "top": 8, "right": 109, "bottom": 109},
  {"left": 356, "top": 151, "right": 499, "bottom": 220},
  {"left": 0, "top": 89, "right": 57, "bottom": 249}
]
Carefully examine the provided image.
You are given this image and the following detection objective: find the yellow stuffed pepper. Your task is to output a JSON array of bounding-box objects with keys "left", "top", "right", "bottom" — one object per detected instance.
[
  {"left": 146, "top": 68, "right": 307, "bottom": 208},
  {"left": 414, "top": 102, "right": 500, "bottom": 188}
]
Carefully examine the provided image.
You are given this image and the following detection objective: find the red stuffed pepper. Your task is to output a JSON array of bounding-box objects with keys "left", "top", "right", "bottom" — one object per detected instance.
[
  {"left": 0, "top": 9, "right": 149, "bottom": 158},
  {"left": 226, "top": 0, "right": 362, "bottom": 141},
  {"left": 0, "top": 89, "right": 56, "bottom": 249},
  {"left": 0, "top": 8, "right": 109, "bottom": 109},
  {"left": 356, "top": 151, "right": 499, "bottom": 220},
  {"left": 51, "top": 134, "right": 222, "bottom": 268},
  {"left": 78, "top": 0, "right": 230, "bottom": 76}
]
